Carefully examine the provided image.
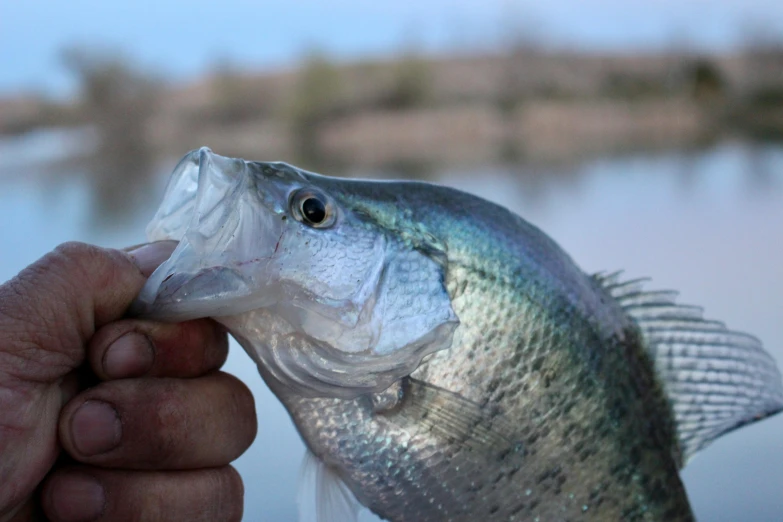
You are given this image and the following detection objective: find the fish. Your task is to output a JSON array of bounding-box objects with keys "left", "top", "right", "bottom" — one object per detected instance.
[{"left": 133, "top": 147, "right": 783, "bottom": 521}]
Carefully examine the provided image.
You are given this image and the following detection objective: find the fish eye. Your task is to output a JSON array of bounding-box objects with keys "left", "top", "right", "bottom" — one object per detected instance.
[
  {"left": 302, "top": 197, "right": 326, "bottom": 223},
  {"left": 291, "top": 190, "right": 336, "bottom": 228}
]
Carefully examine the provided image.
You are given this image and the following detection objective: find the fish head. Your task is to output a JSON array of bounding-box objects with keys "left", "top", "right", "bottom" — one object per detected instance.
[{"left": 134, "top": 148, "right": 458, "bottom": 398}]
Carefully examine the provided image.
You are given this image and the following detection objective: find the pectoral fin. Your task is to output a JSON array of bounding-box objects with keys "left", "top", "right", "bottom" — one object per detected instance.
[{"left": 379, "top": 378, "right": 523, "bottom": 461}]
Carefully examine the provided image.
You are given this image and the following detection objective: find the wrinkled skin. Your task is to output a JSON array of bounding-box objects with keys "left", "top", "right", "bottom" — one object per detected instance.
[{"left": 0, "top": 241, "right": 256, "bottom": 522}]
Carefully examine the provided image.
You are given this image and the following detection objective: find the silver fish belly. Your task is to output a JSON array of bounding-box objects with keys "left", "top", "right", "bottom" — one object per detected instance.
[{"left": 134, "top": 148, "right": 783, "bottom": 521}]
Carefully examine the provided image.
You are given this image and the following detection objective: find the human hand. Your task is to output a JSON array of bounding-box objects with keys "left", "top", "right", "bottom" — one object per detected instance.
[{"left": 0, "top": 242, "right": 256, "bottom": 522}]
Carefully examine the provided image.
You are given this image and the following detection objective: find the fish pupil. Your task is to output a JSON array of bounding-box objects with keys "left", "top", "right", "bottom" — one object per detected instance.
[{"left": 302, "top": 197, "right": 327, "bottom": 224}]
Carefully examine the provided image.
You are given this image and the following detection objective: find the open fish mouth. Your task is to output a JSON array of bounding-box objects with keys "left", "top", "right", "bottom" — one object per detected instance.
[
  {"left": 131, "top": 147, "right": 286, "bottom": 321},
  {"left": 130, "top": 147, "right": 460, "bottom": 397},
  {"left": 133, "top": 266, "right": 253, "bottom": 320}
]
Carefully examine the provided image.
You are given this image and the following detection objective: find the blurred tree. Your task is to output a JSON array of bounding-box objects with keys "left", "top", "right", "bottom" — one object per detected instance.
[
  {"left": 497, "top": 45, "right": 530, "bottom": 114},
  {"left": 738, "top": 18, "right": 783, "bottom": 97},
  {"left": 602, "top": 72, "right": 672, "bottom": 100},
  {"left": 686, "top": 59, "right": 726, "bottom": 103},
  {"left": 381, "top": 53, "right": 432, "bottom": 110},
  {"left": 496, "top": 5, "right": 545, "bottom": 114},
  {"left": 209, "top": 58, "right": 276, "bottom": 124},
  {"left": 749, "top": 87, "right": 783, "bottom": 108},
  {"left": 732, "top": 20, "right": 783, "bottom": 138},
  {"left": 210, "top": 60, "right": 250, "bottom": 123},
  {"left": 61, "top": 47, "right": 159, "bottom": 224},
  {"left": 287, "top": 50, "right": 343, "bottom": 160}
]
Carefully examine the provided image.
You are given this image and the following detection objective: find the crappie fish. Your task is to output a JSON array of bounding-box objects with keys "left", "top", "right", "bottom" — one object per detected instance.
[{"left": 134, "top": 148, "right": 783, "bottom": 521}]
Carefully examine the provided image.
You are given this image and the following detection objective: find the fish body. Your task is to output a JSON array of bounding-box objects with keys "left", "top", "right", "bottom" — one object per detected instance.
[
  {"left": 275, "top": 182, "right": 686, "bottom": 521},
  {"left": 134, "top": 148, "right": 783, "bottom": 521}
]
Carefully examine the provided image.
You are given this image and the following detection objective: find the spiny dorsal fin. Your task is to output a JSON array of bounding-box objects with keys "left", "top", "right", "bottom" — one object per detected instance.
[{"left": 595, "top": 271, "right": 783, "bottom": 465}]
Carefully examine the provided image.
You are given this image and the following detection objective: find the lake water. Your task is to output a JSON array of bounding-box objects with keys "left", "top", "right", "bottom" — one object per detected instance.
[{"left": 1, "top": 134, "right": 781, "bottom": 521}]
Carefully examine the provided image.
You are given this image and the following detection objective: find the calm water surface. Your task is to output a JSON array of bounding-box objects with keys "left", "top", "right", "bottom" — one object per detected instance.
[{"left": 1, "top": 137, "right": 781, "bottom": 521}]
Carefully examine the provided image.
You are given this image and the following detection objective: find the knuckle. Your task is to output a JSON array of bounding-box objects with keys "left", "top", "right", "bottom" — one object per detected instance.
[
  {"left": 52, "top": 242, "right": 131, "bottom": 287},
  {"left": 161, "top": 321, "right": 218, "bottom": 375},
  {"left": 149, "top": 382, "right": 187, "bottom": 465},
  {"left": 213, "top": 373, "right": 257, "bottom": 448},
  {"left": 53, "top": 241, "right": 102, "bottom": 264},
  {"left": 233, "top": 375, "right": 257, "bottom": 417},
  {"left": 213, "top": 467, "right": 244, "bottom": 522},
  {"left": 222, "top": 372, "right": 257, "bottom": 432},
  {"left": 50, "top": 242, "right": 111, "bottom": 284},
  {"left": 235, "top": 382, "right": 258, "bottom": 444},
  {"left": 0, "top": 245, "right": 107, "bottom": 373},
  {"left": 111, "top": 376, "right": 256, "bottom": 470}
]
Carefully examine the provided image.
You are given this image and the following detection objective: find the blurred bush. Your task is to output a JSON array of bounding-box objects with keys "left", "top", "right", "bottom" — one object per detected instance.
[
  {"left": 686, "top": 59, "right": 726, "bottom": 102},
  {"left": 208, "top": 61, "right": 278, "bottom": 124},
  {"left": 61, "top": 47, "right": 159, "bottom": 221},
  {"left": 287, "top": 51, "right": 344, "bottom": 159},
  {"left": 2, "top": 37, "right": 783, "bottom": 171},
  {"left": 380, "top": 53, "right": 433, "bottom": 110},
  {"left": 62, "top": 47, "right": 158, "bottom": 163}
]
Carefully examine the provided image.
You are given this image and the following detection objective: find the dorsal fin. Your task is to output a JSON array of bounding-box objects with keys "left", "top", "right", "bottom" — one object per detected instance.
[{"left": 595, "top": 271, "right": 783, "bottom": 465}]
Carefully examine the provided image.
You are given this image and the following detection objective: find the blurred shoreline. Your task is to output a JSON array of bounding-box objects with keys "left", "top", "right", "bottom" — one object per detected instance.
[{"left": 1, "top": 48, "right": 782, "bottom": 171}]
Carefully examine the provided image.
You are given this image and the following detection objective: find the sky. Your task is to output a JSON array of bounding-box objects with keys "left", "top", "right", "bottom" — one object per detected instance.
[{"left": 2, "top": 0, "right": 783, "bottom": 97}]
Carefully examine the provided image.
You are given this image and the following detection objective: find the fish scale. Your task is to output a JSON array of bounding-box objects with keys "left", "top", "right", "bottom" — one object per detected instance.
[
  {"left": 134, "top": 148, "right": 782, "bottom": 521},
  {"left": 284, "top": 260, "right": 689, "bottom": 520}
]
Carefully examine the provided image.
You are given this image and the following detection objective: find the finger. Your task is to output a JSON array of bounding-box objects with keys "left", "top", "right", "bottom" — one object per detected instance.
[
  {"left": 0, "top": 241, "right": 176, "bottom": 516},
  {"left": 42, "top": 465, "right": 244, "bottom": 522},
  {"left": 60, "top": 372, "right": 257, "bottom": 469},
  {"left": 88, "top": 318, "right": 229, "bottom": 380},
  {"left": 0, "top": 241, "right": 176, "bottom": 379}
]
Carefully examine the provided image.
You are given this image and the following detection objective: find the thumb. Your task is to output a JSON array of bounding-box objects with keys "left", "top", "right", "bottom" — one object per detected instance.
[{"left": 0, "top": 241, "right": 176, "bottom": 383}]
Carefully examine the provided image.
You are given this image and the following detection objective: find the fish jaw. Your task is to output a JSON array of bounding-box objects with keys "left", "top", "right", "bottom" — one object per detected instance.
[
  {"left": 131, "top": 247, "right": 274, "bottom": 322},
  {"left": 132, "top": 147, "right": 286, "bottom": 321}
]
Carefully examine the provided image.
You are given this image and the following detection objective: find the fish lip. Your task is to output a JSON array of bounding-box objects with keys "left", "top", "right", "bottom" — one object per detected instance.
[
  {"left": 158, "top": 267, "right": 246, "bottom": 301},
  {"left": 131, "top": 265, "right": 254, "bottom": 321},
  {"left": 134, "top": 147, "right": 289, "bottom": 321}
]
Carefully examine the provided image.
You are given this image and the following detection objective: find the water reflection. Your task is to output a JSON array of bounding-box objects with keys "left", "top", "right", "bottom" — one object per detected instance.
[
  {"left": 741, "top": 142, "right": 783, "bottom": 194},
  {"left": 8, "top": 102, "right": 783, "bottom": 237},
  {"left": 82, "top": 146, "right": 156, "bottom": 229},
  {"left": 20, "top": 147, "right": 161, "bottom": 232},
  {"left": 59, "top": 48, "right": 160, "bottom": 227}
]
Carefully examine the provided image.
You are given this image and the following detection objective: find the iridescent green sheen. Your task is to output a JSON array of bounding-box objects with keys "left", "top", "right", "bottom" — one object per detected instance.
[{"left": 272, "top": 177, "right": 693, "bottom": 521}]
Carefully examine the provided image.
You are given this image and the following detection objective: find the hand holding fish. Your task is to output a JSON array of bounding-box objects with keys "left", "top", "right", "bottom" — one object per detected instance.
[{"left": 0, "top": 241, "right": 255, "bottom": 522}]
